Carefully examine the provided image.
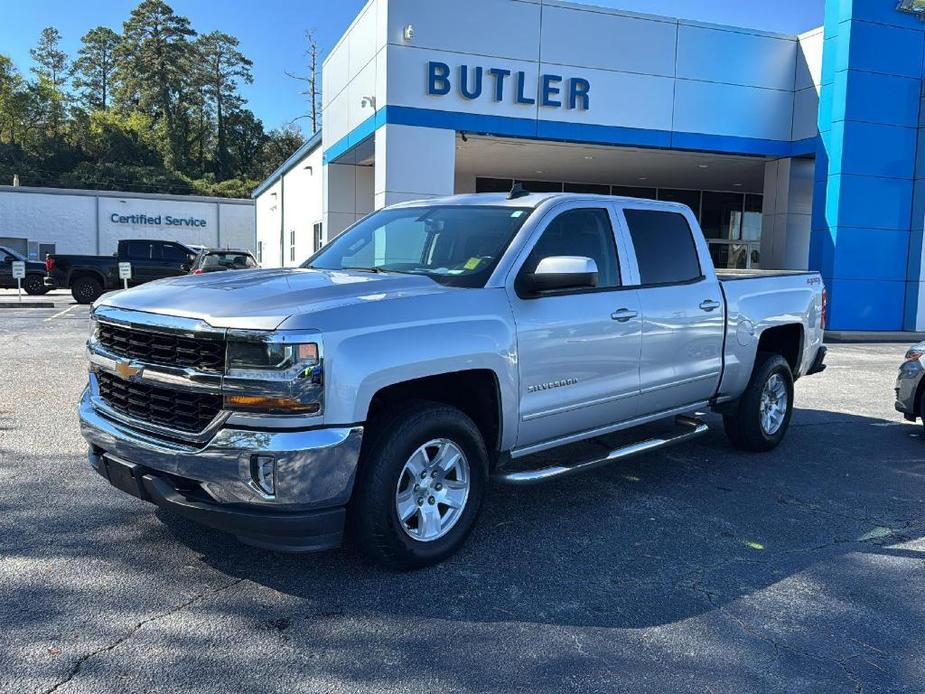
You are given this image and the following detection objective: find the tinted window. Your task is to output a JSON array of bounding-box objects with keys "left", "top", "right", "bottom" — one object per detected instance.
[
  {"left": 162, "top": 244, "right": 189, "bottom": 261},
  {"left": 701, "top": 191, "right": 744, "bottom": 240},
  {"left": 657, "top": 189, "right": 701, "bottom": 218},
  {"left": 517, "top": 179, "right": 563, "bottom": 193},
  {"left": 124, "top": 241, "right": 155, "bottom": 260},
  {"left": 522, "top": 208, "right": 620, "bottom": 289},
  {"left": 624, "top": 209, "right": 702, "bottom": 285},
  {"left": 564, "top": 182, "right": 610, "bottom": 195},
  {"left": 611, "top": 186, "right": 657, "bottom": 200},
  {"left": 475, "top": 177, "right": 514, "bottom": 193}
]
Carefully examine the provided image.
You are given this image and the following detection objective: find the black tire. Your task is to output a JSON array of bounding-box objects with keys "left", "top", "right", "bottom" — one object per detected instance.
[
  {"left": 723, "top": 353, "right": 794, "bottom": 452},
  {"left": 71, "top": 276, "right": 103, "bottom": 304},
  {"left": 351, "top": 401, "right": 488, "bottom": 570},
  {"left": 23, "top": 274, "right": 47, "bottom": 295}
]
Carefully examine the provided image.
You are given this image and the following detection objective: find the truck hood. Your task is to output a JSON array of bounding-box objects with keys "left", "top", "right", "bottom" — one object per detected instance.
[{"left": 96, "top": 268, "right": 454, "bottom": 330}]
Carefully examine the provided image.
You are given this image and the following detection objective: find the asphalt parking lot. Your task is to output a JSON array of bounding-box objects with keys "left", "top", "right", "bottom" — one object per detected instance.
[{"left": 1, "top": 304, "right": 924, "bottom": 693}]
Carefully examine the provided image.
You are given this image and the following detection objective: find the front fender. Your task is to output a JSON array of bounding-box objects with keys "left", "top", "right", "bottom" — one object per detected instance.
[{"left": 313, "top": 290, "right": 519, "bottom": 452}]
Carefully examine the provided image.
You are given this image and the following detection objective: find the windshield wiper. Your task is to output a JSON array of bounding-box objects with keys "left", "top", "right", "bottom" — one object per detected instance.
[{"left": 341, "top": 266, "right": 388, "bottom": 273}]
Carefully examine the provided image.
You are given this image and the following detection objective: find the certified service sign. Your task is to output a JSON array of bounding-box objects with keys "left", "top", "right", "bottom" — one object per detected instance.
[{"left": 897, "top": 0, "right": 925, "bottom": 19}]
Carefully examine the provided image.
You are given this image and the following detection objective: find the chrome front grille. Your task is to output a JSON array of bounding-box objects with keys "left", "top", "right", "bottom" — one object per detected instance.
[
  {"left": 96, "top": 371, "right": 223, "bottom": 434},
  {"left": 98, "top": 322, "right": 225, "bottom": 372}
]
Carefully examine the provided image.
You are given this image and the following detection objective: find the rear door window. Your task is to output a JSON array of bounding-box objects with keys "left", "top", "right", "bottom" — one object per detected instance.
[
  {"left": 623, "top": 209, "right": 703, "bottom": 285},
  {"left": 161, "top": 244, "right": 189, "bottom": 262}
]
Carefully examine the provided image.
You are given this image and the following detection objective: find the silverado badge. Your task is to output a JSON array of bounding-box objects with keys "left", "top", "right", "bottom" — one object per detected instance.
[{"left": 115, "top": 360, "right": 141, "bottom": 380}]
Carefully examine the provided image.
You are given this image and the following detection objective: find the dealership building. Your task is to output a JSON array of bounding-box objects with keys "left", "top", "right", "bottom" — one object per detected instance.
[
  {"left": 0, "top": 185, "right": 255, "bottom": 259},
  {"left": 254, "top": 0, "right": 925, "bottom": 331}
]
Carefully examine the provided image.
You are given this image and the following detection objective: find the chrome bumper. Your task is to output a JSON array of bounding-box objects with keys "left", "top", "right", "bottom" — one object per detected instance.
[
  {"left": 79, "top": 386, "right": 363, "bottom": 510},
  {"left": 895, "top": 360, "right": 923, "bottom": 419}
]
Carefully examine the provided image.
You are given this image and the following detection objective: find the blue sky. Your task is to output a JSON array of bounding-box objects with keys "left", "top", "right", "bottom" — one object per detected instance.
[{"left": 1, "top": 0, "right": 824, "bottom": 134}]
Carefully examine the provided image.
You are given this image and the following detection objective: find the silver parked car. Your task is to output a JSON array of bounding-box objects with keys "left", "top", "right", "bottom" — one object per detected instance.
[{"left": 895, "top": 342, "right": 925, "bottom": 425}]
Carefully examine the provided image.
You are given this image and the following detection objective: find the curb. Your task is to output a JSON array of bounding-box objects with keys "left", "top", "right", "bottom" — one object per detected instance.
[
  {"left": 825, "top": 330, "right": 925, "bottom": 344},
  {"left": 0, "top": 302, "right": 59, "bottom": 308}
]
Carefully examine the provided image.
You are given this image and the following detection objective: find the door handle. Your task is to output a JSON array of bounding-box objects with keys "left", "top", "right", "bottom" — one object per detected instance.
[
  {"left": 611, "top": 308, "right": 638, "bottom": 322},
  {"left": 699, "top": 299, "right": 721, "bottom": 312}
]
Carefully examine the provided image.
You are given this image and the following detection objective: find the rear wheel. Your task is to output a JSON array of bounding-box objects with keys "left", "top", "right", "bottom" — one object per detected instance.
[
  {"left": 723, "top": 353, "right": 794, "bottom": 452},
  {"left": 23, "top": 275, "right": 47, "bottom": 295},
  {"left": 71, "top": 276, "right": 103, "bottom": 304},
  {"left": 351, "top": 402, "right": 488, "bottom": 570}
]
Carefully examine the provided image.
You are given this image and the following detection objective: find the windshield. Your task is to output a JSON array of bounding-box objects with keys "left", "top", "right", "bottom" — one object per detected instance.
[
  {"left": 196, "top": 251, "right": 256, "bottom": 270},
  {"left": 304, "top": 205, "right": 532, "bottom": 287}
]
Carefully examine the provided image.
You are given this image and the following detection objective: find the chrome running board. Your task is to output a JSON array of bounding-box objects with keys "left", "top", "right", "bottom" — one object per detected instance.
[{"left": 493, "top": 416, "right": 709, "bottom": 486}]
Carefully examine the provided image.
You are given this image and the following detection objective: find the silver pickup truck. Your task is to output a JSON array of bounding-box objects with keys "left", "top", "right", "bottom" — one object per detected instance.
[{"left": 80, "top": 192, "right": 827, "bottom": 569}]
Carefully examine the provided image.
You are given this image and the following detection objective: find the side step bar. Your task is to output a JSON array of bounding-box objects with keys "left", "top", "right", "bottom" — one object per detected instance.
[{"left": 493, "top": 416, "right": 709, "bottom": 486}]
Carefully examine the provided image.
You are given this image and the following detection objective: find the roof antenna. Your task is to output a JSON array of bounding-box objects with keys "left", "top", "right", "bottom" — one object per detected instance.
[{"left": 507, "top": 182, "right": 529, "bottom": 200}]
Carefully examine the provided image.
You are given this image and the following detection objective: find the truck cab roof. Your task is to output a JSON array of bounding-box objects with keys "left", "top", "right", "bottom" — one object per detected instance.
[{"left": 388, "top": 192, "right": 695, "bottom": 216}]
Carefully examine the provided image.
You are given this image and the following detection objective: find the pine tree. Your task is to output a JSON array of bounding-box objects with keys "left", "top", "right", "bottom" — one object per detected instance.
[
  {"left": 195, "top": 31, "right": 253, "bottom": 179},
  {"left": 72, "top": 27, "right": 120, "bottom": 111},
  {"left": 29, "top": 27, "right": 69, "bottom": 138},
  {"left": 114, "top": 0, "right": 195, "bottom": 170}
]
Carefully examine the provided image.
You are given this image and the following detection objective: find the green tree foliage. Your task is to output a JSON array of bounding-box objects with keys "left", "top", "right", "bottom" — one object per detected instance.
[
  {"left": 195, "top": 31, "right": 253, "bottom": 179},
  {"left": 0, "top": 0, "right": 306, "bottom": 198},
  {"left": 30, "top": 27, "right": 69, "bottom": 138},
  {"left": 72, "top": 27, "right": 120, "bottom": 111}
]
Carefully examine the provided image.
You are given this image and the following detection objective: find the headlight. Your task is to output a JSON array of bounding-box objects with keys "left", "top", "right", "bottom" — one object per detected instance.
[
  {"left": 88, "top": 314, "right": 99, "bottom": 347},
  {"left": 904, "top": 349, "right": 924, "bottom": 364},
  {"left": 227, "top": 340, "right": 318, "bottom": 372},
  {"left": 223, "top": 331, "right": 323, "bottom": 415}
]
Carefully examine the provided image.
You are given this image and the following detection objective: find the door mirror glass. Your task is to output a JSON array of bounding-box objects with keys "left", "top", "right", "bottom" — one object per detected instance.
[{"left": 523, "top": 256, "right": 598, "bottom": 294}]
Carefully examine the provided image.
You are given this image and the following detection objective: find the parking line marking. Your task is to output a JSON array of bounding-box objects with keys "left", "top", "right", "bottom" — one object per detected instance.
[{"left": 44, "top": 305, "right": 80, "bottom": 321}]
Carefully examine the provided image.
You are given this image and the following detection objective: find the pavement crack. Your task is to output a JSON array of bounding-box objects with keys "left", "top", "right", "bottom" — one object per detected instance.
[{"left": 40, "top": 577, "right": 244, "bottom": 694}]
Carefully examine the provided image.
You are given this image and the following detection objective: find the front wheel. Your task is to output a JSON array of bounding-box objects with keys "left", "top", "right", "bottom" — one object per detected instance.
[
  {"left": 351, "top": 402, "right": 488, "bottom": 570},
  {"left": 723, "top": 353, "right": 794, "bottom": 452},
  {"left": 23, "top": 275, "right": 47, "bottom": 295}
]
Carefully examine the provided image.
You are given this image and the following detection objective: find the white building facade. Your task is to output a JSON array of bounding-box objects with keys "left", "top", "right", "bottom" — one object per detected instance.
[
  {"left": 255, "top": 0, "right": 925, "bottom": 332},
  {"left": 0, "top": 186, "right": 255, "bottom": 259}
]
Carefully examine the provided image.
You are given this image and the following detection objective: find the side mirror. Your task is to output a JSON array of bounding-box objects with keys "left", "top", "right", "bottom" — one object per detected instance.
[
  {"left": 522, "top": 256, "right": 598, "bottom": 294},
  {"left": 3, "top": 256, "right": 12, "bottom": 264}
]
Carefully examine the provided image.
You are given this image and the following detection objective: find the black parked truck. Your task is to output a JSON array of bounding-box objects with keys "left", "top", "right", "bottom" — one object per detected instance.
[
  {"left": 0, "top": 246, "right": 50, "bottom": 295},
  {"left": 45, "top": 239, "right": 199, "bottom": 304}
]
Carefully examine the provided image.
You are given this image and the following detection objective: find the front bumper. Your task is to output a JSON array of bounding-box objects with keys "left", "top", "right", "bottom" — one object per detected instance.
[
  {"left": 895, "top": 359, "right": 924, "bottom": 420},
  {"left": 80, "top": 387, "right": 363, "bottom": 552}
]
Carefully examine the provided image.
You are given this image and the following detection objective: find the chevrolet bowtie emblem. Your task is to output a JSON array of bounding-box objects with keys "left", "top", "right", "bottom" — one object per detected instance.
[{"left": 115, "top": 360, "right": 141, "bottom": 380}]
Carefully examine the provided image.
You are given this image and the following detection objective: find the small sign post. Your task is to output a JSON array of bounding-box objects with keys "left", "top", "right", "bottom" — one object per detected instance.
[
  {"left": 11, "top": 261, "right": 25, "bottom": 303},
  {"left": 118, "top": 262, "right": 132, "bottom": 290}
]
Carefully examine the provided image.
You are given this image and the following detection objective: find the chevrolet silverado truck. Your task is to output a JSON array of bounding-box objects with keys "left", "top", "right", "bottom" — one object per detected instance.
[
  {"left": 79, "top": 192, "right": 827, "bottom": 569},
  {"left": 45, "top": 239, "right": 199, "bottom": 304}
]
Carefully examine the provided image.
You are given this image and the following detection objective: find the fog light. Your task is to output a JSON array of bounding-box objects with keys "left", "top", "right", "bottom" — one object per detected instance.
[{"left": 251, "top": 455, "right": 276, "bottom": 497}]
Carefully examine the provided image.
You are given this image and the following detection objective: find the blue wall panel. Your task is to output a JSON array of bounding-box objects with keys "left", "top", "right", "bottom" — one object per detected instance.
[
  {"left": 811, "top": 1, "right": 925, "bottom": 330},
  {"left": 834, "top": 21, "right": 925, "bottom": 78},
  {"left": 833, "top": 71, "right": 921, "bottom": 128},
  {"left": 824, "top": 174, "right": 914, "bottom": 231},
  {"left": 826, "top": 121, "right": 917, "bottom": 179},
  {"left": 830, "top": 227, "right": 911, "bottom": 281},
  {"left": 827, "top": 278, "right": 906, "bottom": 331}
]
